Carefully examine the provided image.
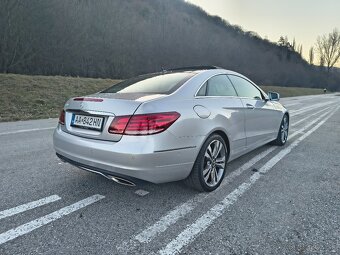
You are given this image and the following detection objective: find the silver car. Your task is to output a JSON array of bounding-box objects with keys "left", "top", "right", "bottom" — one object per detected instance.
[{"left": 53, "top": 66, "right": 289, "bottom": 191}]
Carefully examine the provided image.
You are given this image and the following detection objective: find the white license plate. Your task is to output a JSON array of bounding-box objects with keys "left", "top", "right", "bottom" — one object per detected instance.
[{"left": 71, "top": 114, "right": 104, "bottom": 130}]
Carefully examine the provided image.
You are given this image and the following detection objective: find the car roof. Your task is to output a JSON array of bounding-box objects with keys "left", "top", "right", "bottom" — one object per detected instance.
[
  {"left": 137, "top": 66, "right": 243, "bottom": 78},
  {"left": 163, "top": 66, "right": 243, "bottom": 76}
]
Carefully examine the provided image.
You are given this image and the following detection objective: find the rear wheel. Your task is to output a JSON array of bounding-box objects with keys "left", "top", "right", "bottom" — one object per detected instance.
[
  {"left": 271, "top": 114, "right": 289, "bottom": 146},
  {"left": 185, "top": 134, "right": 228, "bottom": 192}
]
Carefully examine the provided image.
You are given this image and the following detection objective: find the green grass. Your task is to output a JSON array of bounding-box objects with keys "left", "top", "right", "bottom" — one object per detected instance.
[
  {"left": 0, "top": 73, "right": 328, "bottom": 122},
  {"left": 0, "top": 73, "right": 119, "bottom": 122},
  {"left": 260, "top": 85, "right": 325, "bottom": 97}
]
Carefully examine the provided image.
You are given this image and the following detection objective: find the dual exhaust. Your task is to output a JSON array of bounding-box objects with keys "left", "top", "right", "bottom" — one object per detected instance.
[
  {"left": 56, "top": 153, "right": 136, "bottom": 187},
  {"left": 77, "top": 166, "right": 136, "bottom": 187}
]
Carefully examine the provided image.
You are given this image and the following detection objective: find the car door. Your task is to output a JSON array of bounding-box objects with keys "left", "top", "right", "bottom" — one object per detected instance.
[
  {"left": 195, "top": 74, "right": 246, "bottom": 158},
  {"left": 228, "top": 75, "right": 279, "bottom": 148}
]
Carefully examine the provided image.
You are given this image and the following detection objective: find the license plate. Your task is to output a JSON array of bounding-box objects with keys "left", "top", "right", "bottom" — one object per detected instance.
[{"left": 71, "top": 114, "right": 104, "bottom": 130}]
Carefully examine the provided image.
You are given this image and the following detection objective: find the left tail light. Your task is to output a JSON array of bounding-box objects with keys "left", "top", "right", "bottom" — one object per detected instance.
[
  {"left": 108, "top": 112, "right": 180, "bottom": 135},
  {"left": 59, "top": 110, "right": 65, "bottom": 125}
]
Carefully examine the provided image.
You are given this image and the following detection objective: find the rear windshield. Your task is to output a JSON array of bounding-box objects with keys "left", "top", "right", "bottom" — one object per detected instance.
[{"left": 101, "top": 72, "right": 195, "bottom": 94}]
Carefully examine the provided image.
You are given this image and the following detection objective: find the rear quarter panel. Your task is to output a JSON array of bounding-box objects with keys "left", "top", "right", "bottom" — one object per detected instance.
[{"left": 135, "top": 95, "right": 246, "bottom": 162}]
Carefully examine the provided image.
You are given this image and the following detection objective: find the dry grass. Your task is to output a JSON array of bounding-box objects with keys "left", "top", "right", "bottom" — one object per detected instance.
[
  {"left": 0, "top": 73, "right": 327, "bottom": 122},
  {"left": 260, "top": 85, "right": 325, "bottom": 97},
  {"left": 0, "top": 73, "right": 119, "bottom": 122}
]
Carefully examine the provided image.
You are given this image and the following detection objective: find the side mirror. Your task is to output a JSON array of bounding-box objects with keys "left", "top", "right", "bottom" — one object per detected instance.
[{"left": 268, "top": 91, "right": 280, "bottom": 101}]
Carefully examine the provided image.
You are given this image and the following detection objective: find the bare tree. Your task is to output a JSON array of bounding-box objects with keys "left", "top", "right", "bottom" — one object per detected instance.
[
  {"left": 298, "top": 44, "right": 303, "bottom": 56},
  {"left": 316, "top": 28, "right": 340, "bottom": 73},
  {"left": 292, "top": 38, "right": 296, "bottom": 51},
  {"left": 0, "top": 0, "right": 40, "bottom": 73},
  {"left": 309, "top": 47, "right": 314, "bottom": 65}
]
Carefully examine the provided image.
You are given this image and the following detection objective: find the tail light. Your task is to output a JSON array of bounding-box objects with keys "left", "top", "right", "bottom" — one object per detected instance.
[
  {"left": 59, "top": 110, "right": 65, "bottom": 125},
  {"left": 108, "top": 112, "right": 180, "bottom": 135}
]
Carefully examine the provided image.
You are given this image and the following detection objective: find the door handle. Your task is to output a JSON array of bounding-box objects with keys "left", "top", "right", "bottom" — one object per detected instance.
[{"left": 246, "top": 103, "right": 254, "bottom": 109}]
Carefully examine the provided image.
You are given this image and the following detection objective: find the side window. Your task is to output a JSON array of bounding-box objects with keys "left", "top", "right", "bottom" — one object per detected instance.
[
  {"left": 197, "top": 82, "right": 207, "bottom": 96},
  {"left": 197, "top": 75, "right": 237, "bottom": 96},
  {"left": 228, "top": 75, "right": 263, "bottom": 100}
]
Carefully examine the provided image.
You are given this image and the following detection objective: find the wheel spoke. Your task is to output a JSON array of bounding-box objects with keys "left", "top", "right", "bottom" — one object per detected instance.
[
  {"left": 203, "top": 166, "right": 211, "bottom": 177},
  {"left": 205, "top": 144, "right": 213, "bottom": 161},
  {"left": 204, "top": 168, "right": 212, "bottom": 182},
  {"left": 211, "top": 141, "right": 218, "bottom": 158},
  {"left": 204, "top": 151, "right": 212, "bottom": 161},
  {"left": 215, "top": 156, "right": 225, "bottom": 168},
  {"left": 210, "top": 168, "right": 216, "bottom": 184},
  {"left": 210, "top": 168, "right": 215, "bottom": 185},
  {"left": 214, "top": 169, "right": 219, "bottom": 183}
]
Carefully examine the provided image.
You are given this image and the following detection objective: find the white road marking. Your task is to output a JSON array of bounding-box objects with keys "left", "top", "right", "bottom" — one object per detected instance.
[
  {"left": 135, "top": 190, "right": 150, "bottom": 196},
  {"left": 292, "top": 106, "right": 331, "bottom": 127},
  {"left": 0, "top": 195, "right": 61, "bottom": 220},
  {"left": 290, "top": 101, "right": 335, "bottom": 116},
  {"left": 0, "top": 194, "right": 104, "bottom": 245},
  {"left": 0, "top": 127, "right": 55, "bottom": 136},
  {"left": 158, "top": 107, "right": 338, "bottom": 255},
  {"left": 117, "top": 104, "right": 334, "bottom": 253},
  {"left": 289, "top": 101, "right": 330, "bottom": 113},
  {"left": 284, "top": 102, "right": 300, "bottom": 107},
  {"left": 288, "top": 101, "right": 327, "bottom": 113},
  {"left": 117, "top": 147, "right": 277, "bottom": 253}
]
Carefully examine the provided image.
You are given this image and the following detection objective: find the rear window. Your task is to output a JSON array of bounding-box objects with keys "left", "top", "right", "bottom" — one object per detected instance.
[{"left": 101, "top": 72, "right": 195, "bottom": 94}]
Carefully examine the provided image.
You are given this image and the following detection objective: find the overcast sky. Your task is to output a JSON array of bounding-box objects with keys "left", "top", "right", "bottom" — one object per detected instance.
[{"left": 186, "top": 0, "right": 340, "bottom": 65}]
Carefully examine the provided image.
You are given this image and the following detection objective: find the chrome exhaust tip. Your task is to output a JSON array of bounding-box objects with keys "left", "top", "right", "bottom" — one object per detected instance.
[
  {"left": 109, "top": 176, "right": 136, "bottom": 187},
  {"left": 77, "top": 166, "right": 136, "bottom": 187}
]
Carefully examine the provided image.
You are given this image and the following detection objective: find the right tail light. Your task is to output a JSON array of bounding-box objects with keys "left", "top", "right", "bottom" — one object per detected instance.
[{"left": 108, "top": 112, "right": 180, "bottom": 135}]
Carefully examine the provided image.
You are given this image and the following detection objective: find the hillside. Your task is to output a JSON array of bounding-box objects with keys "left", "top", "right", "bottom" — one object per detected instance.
[{"left": 0, "top": 0, "right": 339, "bottom": 90}]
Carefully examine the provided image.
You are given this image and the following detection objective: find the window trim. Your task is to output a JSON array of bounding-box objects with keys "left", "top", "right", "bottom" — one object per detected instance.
[{"left": 194, "top": 74, "right": 238, "bottom": 98}]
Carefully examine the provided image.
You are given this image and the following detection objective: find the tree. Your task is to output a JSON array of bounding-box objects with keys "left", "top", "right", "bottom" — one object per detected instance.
[
  {"left": 278, "top": 36, "right": 290, "bottom": 48},
  {"left": 319, "top": 55, "right": 325, "bottom": 71},
  {"left": 316, "top": 28, "right": 340, "bottom": 73},
  {"left": 292, "top": 38, "right": 296, "bottom": 51},
  {"left": 298, "top": 45, "right": 303, "bottom": 56},
  {"left": 0, "top": 0, "right": 39, "bottom": 73},
  {"left": 309, "top": 47, "right": 314, "bottom": 65}
]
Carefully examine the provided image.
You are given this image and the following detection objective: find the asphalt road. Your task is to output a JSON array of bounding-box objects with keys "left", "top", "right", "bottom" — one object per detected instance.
[{"left": 0, "top": 94, "right": 339, "bottom": 255}]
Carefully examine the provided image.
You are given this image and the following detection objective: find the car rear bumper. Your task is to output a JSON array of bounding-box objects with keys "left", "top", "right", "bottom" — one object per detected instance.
[{"left": 53, "top": 126, "right": 198, "bottom": 183}]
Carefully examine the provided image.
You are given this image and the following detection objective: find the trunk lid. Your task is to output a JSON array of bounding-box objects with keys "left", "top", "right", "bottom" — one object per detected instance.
[{"left": 61, "top": 93, "right": 165, "bottom": 142}]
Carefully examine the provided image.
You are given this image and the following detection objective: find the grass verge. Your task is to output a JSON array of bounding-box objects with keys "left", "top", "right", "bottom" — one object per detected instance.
[
  {"left": 0, "top": 73, "right": 119, "bottom": 122},
  {"left": 0, "top": 73, "right": 328, "bottom": 122},
  {"left": 260, "top": 85, "right": 325, "bottom": 97}
]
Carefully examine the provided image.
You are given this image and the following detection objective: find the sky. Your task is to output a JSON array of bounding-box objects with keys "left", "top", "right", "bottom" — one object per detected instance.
[{"left": 186, "top": 0, "right": 340, "bottom": 66}]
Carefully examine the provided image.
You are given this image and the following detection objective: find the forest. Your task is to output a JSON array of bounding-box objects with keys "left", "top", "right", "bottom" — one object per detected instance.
[{"left": 1, "top": 0, "right": 339, "bottom": 91}]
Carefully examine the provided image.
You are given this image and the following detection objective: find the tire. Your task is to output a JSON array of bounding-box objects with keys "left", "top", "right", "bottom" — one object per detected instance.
[
  {"left": 271, "top": 114, "right": 289, "bottom": 146},
  {"left": 185, "top": 134, "right": 228, "bottom": 192}
]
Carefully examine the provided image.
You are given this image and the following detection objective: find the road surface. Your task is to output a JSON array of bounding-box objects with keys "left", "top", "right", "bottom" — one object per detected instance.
[{"left": 0, "top": 94, "right": 339, "bottom": 254}]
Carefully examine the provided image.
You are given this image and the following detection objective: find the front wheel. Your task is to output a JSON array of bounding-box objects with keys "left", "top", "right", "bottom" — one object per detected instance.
[
  {"left": 185, "top": 134, "right": 228, "bottom": 192},
  {"left": 271, "top": 114, "right": 289, "bottom": 146}
]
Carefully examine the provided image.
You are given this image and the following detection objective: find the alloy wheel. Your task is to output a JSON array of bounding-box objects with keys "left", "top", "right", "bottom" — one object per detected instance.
[
  {"left": 203, "top": 140, "right": 226, "bottom": 187},
  {"left": 281, "top": 115, "right": 289, "bottom": 143}
]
